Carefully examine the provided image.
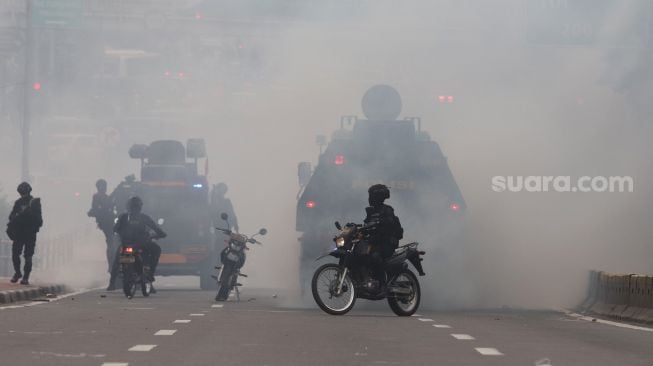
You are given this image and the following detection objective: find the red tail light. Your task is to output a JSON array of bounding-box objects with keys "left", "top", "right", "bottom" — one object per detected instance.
[
  {"left": 305, "top": 201, "right": 316, "bottom": 208},
  {"left": 123, "top": 247, "right": 134, "bottom": 254},
  {"left": 334, "top": 155, "right": 345, "bottom": 165},
  {"left": 449, "top": 203, "right": 461, "bottom": 212}
]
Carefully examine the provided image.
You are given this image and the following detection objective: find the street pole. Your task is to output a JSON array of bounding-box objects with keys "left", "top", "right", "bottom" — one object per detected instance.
[{"left": 21, "top": 0, "right": 32, "bottom": 182}]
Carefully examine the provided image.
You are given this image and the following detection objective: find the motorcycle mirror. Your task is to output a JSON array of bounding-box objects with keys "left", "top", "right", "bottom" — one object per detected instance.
[
  {"left": 220, "top": 213, "right": 229, "bottom": 221},
  {"left": 335, "top": 221, "right": 342, "bottom": 230},
  {"left": 258, "top": 228, "right": 268, "bottom": 236}
]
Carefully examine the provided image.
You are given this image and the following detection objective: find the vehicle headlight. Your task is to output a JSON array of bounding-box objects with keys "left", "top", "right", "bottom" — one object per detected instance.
[{"left": 336, "top": 237, "right": 346, "bottom": 248}]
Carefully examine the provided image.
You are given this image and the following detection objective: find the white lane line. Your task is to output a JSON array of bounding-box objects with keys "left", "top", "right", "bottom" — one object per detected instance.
[
  {"left": 212, "top": 304, "right": 224, "bottom": 308},
  {"left": 451, "top": 334, "right": 475, "bottom": 340},
  {"left": 190, "top": 313, "right": 205, "bottom": 316},
  {"left": 154, "top": 329, "right": 177, "bottom": 336},
  {"left": 173, "top": 319, "right": 191, "bottom": 324},
  {"left": 417, "top": 318, "right": 433, "bottom": 322},
  {"left": 128, "top": 345, "right": 157, "bottom": 352},
  {"left": 412, "top": 314, "right": 423, "bottom": 317},
  {"left": 433, "top": 324, "right": 451, "bottom": 328},
  {"left": 102, "top": 363, "right": 128, "bottom": 366},
  {"left": 566, "top": 311, "right": 653, "bottom": 333},
  {"left": 475, "top": 348, "right": 503, "bottom": 356}
]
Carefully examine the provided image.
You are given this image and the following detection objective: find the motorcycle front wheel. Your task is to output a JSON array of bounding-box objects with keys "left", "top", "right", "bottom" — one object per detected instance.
[
  {"left": 387, "top": 269, "right": 421, "bottom": 316},
  {"left": 215, "top": 263, "right": 233, "bottom": 301},
  {"left": 311, "top": 263, "right": 356, "bottom": 315},
  {"left": 141, "top": 280, "right": 152, "bottom": 297}
]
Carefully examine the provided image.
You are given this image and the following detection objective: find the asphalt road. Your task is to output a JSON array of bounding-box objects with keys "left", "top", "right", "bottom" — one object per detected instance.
[{"left": 1, "top": 277, "right": 653, "bottom": 366}]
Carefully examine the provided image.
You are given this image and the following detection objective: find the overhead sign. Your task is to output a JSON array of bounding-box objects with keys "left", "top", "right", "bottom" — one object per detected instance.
[{"left": 31, "top": 0, "right": 83, "bottom": 28}]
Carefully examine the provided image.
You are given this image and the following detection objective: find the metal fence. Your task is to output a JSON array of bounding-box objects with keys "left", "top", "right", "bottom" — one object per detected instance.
[{"left": 0, "top": 224, "right": 95, "bottom": 277}]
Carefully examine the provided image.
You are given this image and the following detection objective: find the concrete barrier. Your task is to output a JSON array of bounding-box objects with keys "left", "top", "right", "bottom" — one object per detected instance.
[{"left": 581, "top": 271, "right": 653, "bottom": 324}]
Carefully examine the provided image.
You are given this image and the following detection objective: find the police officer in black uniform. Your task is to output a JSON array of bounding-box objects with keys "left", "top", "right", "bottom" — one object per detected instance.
[
  {"left": 6, "top": 182, "right": 43, "bottom": 285},
  {"left": 88, "top": 179, "right": 116, "bottom": 273},
  {"left": 110, "top": 174, "right": 142, "bottom": 215},
  {"left": 364, "top": 184, "right": 403, "bottom": 285},
  {"left": 210, "top": 183, "right": 239, "bottom": 232},
  {"left": 108, "top": 196, "right": 165, "bottom": 290}
]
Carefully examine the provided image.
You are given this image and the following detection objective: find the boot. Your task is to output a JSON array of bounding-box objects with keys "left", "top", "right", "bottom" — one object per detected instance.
[
  {"left": 10, "top": 272, "right": 22, "bottom": 283},
  {"left": 20, "top": 273, "right": 30, "bottom": 285}
]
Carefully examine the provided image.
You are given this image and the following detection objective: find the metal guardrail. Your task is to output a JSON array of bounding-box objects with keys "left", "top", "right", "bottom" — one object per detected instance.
[
  {"left": 0, "top": 224, "right": 95, "bottom": 277},
  {"left": 0, "top": 239, "right": 12, "bottom": 277}
]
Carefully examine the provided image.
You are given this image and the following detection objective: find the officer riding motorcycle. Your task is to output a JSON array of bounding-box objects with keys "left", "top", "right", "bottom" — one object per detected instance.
[
  {"left": 108, "top": 196, "right": 165, "bottom": 290},
  {"left": 363, "top": 184, "right": 404, "bottom": 290}
]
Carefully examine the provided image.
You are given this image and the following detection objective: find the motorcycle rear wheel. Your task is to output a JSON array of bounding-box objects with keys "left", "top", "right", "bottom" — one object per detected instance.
[
  {"left": 387, "top": 269, "right": 421, "bottom": 316},
  {"left": 312, "top": 263, "right": 356, "bottom": 315},
  {"left": 122, "top": 266, "right": 137, "bottom": 299}
]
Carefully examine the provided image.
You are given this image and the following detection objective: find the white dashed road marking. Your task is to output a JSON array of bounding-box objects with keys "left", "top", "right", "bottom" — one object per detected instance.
[
  {"left": 433, "top": 324, "right": 451, "bottom": 328},
  {"left": 173, "top": 320, "right": 191, "bottom": 324},
  {"left": 417, "top": 318, "right": 433, "bottom": 322},
  {"left": 475, "top": 348, "right": 504, "bottom": 356},
  {"left": 212, "top": 304, "right": 224, "bottom": 308},
  {"left": 102, "top": 363, "right": 128, "bottom": 366},
  {"left": 128, "top": 345, "right": 157, "bottom": 352},
  {"left": 451, "top": 334, "right": 475, "bottom": 340},
  {"left": 154, "top": 330, "right": 177, "bottom": 336},
  {"left": 190, "top": 313, "right": 205, "bottom": 316}
]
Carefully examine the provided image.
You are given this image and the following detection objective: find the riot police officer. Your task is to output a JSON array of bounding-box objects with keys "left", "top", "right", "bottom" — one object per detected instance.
[
  {"left": 88, "top": 179, "right": 116, "bottom": 272},
  {"left": 210, "top": 183, "right": 239, "bottom": 232},
  {"left": 364, "top": 184, "right": 403, "bottom": 283},
  {"left": 6, "top": 182, "right": 43, "bottom": 285},
  {"left": 110, "top": 174, "right": 142, "bottom": 215}
]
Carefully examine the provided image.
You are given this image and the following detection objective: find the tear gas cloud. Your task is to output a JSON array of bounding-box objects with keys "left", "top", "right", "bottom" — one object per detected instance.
[{"left": 0, "top": 1, "right": 651, "bottom": 308}]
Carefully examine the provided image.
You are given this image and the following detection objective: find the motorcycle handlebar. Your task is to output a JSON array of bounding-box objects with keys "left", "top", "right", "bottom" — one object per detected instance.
[{"left": 216, "top": 227, "right": 231, "bottom": 234}]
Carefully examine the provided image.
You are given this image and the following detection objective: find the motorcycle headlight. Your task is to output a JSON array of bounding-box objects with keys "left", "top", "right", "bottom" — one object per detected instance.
[{"left": 336, "top": 237, "right": 346, "bottom": 248}]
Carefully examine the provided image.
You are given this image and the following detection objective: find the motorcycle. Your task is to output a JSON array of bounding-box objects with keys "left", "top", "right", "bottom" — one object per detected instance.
[
  {"left": 214, "top": 213, "right": 267, "bottom": 301},
  {"left": 311, "top": 221, "right": 426, "bottom": 316},
  {"left": 119, "top": 240, "right": 158, "bottom": 299}
]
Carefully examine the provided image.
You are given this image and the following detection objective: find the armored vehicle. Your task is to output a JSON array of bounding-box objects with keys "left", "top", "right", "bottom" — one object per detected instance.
[
  {"left": 296, "top": 85, "right": 466, "bottom": 288},
  {"left": 125, "top": 139, "right": 215, "bottom": 289}
]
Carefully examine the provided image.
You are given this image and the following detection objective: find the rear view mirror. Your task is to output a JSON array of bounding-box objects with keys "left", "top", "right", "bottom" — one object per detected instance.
[
  {"left": 259, "top": 228, "right": 268, "bottom": 236},
  {"left": 335, "top": 221, "right": 342, "bottom": 230},
  {"left": 129, "top": 144, "right": 148, "bottom": 159},
  {"left": 298, "top": 162, "right": 312, "bottom": 187},
  {"left": 220, "top": 213, "right": 229, "bottom": 221}
]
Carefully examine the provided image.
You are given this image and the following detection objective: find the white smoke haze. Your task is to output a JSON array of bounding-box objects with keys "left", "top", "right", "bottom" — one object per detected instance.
[{"left": 1, "top": 1, "right": 652, "bottom": 309}]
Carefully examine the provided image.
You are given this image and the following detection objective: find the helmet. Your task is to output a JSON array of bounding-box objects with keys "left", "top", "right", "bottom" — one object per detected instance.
[
  {"left": 214, "top": 182, "right": 228, "bottom": 196},
  {"left": 368, "top": 184, "right": 390, "bottom": 206},
  {"left": 95, "top": 179, "right": 107, "bottom": 192},
  {"left": 126, "top": 196, "right": 143, "bottom": 214},
  {"left": 17, "top": 182, "right": 32, "bottom": 195}
]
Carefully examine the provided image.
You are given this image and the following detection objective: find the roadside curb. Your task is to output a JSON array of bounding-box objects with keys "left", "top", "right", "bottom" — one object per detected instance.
[{"left": 0, "top": 284, "right": 68, "bottom": 304}]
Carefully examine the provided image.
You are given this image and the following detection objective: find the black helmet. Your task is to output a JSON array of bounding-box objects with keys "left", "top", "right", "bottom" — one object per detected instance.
[
  {"left": 214, "top": 182, "right": 228, "bottom": 196},
  {"left": 126, "top": 196, "right": 143, "bottom": 213},
  {"left": 96, "top": 179, "right": 107, "bottom": 191},
  {"left": 17, "top": 182, "right": 32, "bottom": 196},
  {"left": 368, "top": 184, "right": 390, "bottom": 206}
]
